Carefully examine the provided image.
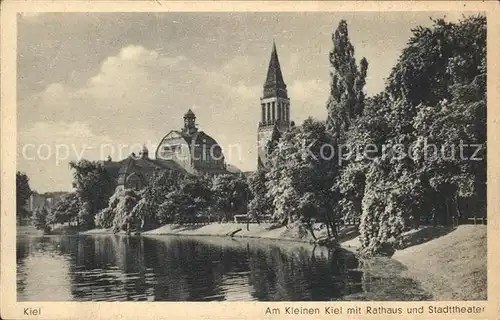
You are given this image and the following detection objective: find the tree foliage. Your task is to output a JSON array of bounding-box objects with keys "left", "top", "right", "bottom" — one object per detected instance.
[
  {"left": 16, "top": 171, "right": 32, "bottom": 223},
  {"left": 159, "top": 174, "right": 212, "bottom": 224},
  {"left": 355, "top": 15, "right": 486, "bottom": 255},
  {"left": 386, "top": 16, "right": 486, "bottom": 106},
  {"left": 31, "top": 206, "right": 50, "bottom": 232},
  {"left": 69, "top": 160, "right": 116, "bottom": 229},
  {"left": 94, "top": 169, "right": 222, "bottom": 231},
  {"left": 247, "top": 170, "right": 273, "bottom": 222},
  {"left": 95, "top": 189, "right": 142, "bottom": 232},
  {"left": 326, "top": 19, "right": 368, "bottom": 138},
  {"left": 211, "top": 174, "right": 250, "bottom": 222},
  {"left": 47, "top": 192, "right": 81, "bottom": 226},
  {"left": 264, "top": 118, "right": 339, "bottom": 238},
  {"left": 139, "top": 169, "right": 187, "bottom": 225},
  {"left": 324, "top": 19, "right": 370, "bottom": 223}
]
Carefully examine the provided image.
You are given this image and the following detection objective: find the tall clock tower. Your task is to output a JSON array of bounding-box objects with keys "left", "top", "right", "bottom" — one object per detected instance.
[{"left": 257, "top": 41, "right": 291, "bottom": 169}]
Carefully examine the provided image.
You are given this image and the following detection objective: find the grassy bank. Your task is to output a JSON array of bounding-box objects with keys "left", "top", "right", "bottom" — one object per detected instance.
[
  {"left": 17, "top": 225, "right": 45, "bottom": 236},
  {"left": 81, "top": 222, "right": 360, "bottom": 249},
  {"left": 392, "top": 225, "right": 487, "bottom": 300},
  {"left": 339, "top": 225, "right": 487, "bottom": 301}
]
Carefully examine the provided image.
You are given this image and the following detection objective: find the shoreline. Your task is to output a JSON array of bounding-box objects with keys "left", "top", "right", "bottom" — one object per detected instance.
[
  {"left": 392, "top": 225, "right": 487, "bottom": 300},
  {"left": 80, "top": 222, "right": 362, "bottom": 251},
  {"left": 18, "top": 223, "right": 487, "bottom": 300}
]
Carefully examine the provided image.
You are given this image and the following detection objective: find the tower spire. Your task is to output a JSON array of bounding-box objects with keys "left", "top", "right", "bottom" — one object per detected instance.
[
  {"left": 263, "top": 41, "right": 287, "bottom": 99},
  {"left": 258, "top": 41, "right": 291, "bottom": 170}
]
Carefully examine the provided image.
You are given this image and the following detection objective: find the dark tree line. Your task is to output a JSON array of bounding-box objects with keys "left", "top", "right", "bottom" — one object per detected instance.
[
  {"left": 247, "top": 16, "right": 486, "bottom": 255},
  {"left": 16, "top": 171, "right": 32, "bottom": 224},
  {"left": 93, "top": 169, "right": 250, "bottom": 233}
]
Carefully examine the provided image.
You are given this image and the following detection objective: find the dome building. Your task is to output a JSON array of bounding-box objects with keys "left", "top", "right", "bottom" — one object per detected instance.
[
  {"left": 103, "top": 110, "right": 229, "bottom": 191},
  {"left": 155, "top": 109, "right": 227, "bottom": 175}
]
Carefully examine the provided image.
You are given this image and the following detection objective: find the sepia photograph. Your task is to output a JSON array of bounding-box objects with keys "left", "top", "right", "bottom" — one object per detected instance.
[
  {"left": 14, "top": 10, "right": 488, "bottom": 303},
  {"left": 1, "top": 1, "right": 498, "bottom": 319}
]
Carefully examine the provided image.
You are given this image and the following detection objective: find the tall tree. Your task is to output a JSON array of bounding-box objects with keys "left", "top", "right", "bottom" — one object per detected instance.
[
  {"left": 386, "top": 16, "right": 485, "bottom": 107},
  {"left": 356, "top": 15, "right": 486, "bottom": 255},
  {"left": 211, "top": 174, "right": 250, "bottom": 222},
  {"left": 94, "top": 188, "right": 142, "bottom": 232},
  {"left": 324, "top": 20, "right": 369, "bottom": 225},
  {"left": 155, "top": 173, "right": 212, "bottom": 224},
  {"left": 178, "top": 174, "right": 213, "bottom": 222},
  {"left": 16, "top": 171, "right": 32, "bottom": 224},
  {"left": 247, "top": 169, "right": 273, "bottom": 223},
  {"left": 111, "top": 189, "right": 142, "bottom": 233},
  {"left": 326, "top": 20, "right": 368, "bottom": 139},
  {"left": 266, "top": 118, "right": 339, "bottom": 238},
  {"left": 47, "top": 192, "right": 81, "bottom": 227},
  {"left": 31, "top": 206, "right": 49, "bottom": 232},
  {"left": 137, "top": 169, "right": 187, "bottom": 225},
  {"left": 69, "top": 160, "right": 116, "bottom": 229}
]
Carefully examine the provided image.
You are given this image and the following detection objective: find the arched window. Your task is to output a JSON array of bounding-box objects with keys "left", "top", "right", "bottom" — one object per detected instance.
[{"left": 125, "top": 173, "right": 144, "bottom": 191}]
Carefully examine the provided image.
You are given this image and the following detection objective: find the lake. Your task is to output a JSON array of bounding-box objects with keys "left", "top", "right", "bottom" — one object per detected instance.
[{"left": 16, "top": 234, "right": 431, "bottom": 301}]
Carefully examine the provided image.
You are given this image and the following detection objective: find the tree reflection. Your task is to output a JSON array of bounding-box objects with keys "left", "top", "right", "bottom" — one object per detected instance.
[{"left": 17, "top": 235, "right": 364, "bottom": 301}]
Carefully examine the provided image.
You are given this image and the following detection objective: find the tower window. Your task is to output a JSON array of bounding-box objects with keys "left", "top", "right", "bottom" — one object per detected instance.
[
  {"left": 267, "top": 103, "right": 271, "bottom": 124},
  {"left": 272, "top": 102, "right": 276, "bottom": 122}
]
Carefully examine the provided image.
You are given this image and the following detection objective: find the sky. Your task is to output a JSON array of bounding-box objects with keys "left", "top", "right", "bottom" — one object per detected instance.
[{"left": 16, "top": 11, "right": 480, "bottom": 193}]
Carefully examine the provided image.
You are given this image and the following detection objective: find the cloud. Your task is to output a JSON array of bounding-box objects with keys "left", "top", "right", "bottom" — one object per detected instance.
[
  {"left": 20, "top": 45, "right": 196, "bottom": 139},
  {"left": 18, "top": 45, "right": 274, "bottom": 190}
]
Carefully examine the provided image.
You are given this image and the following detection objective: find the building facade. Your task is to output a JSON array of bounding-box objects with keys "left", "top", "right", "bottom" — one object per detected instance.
[
  {"left": 103, "top": 146, "right": 185, "bottom": 192},
  {"left": 257, "top": 42, "right": 292, "bottom": 169},
  {"left": 103, "top": 110, "right": 229, "bottom": 191},
  {"left": 26, "top": 191, "right": 68, "bottom": 212},
  {"left": 155, "top": 109, "right": 227, "bottom": 175}
]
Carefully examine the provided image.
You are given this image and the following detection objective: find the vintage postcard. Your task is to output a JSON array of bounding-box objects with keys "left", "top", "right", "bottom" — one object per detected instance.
[{"left": 1, "top": 1, "right": 499, "bottom": 319}]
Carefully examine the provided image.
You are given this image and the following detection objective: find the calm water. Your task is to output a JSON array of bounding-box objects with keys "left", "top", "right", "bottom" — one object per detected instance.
[{"left": 16, "top": 234, "right": 431, "bottom": 301}]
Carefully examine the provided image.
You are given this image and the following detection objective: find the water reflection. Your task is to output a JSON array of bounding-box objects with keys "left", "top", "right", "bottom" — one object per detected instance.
[
  {"left": 17, "top": 237, "right": 73, "bottom": 301},
  {"left": 17, "top": 234, "right": 371, "bottom": 301}
]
